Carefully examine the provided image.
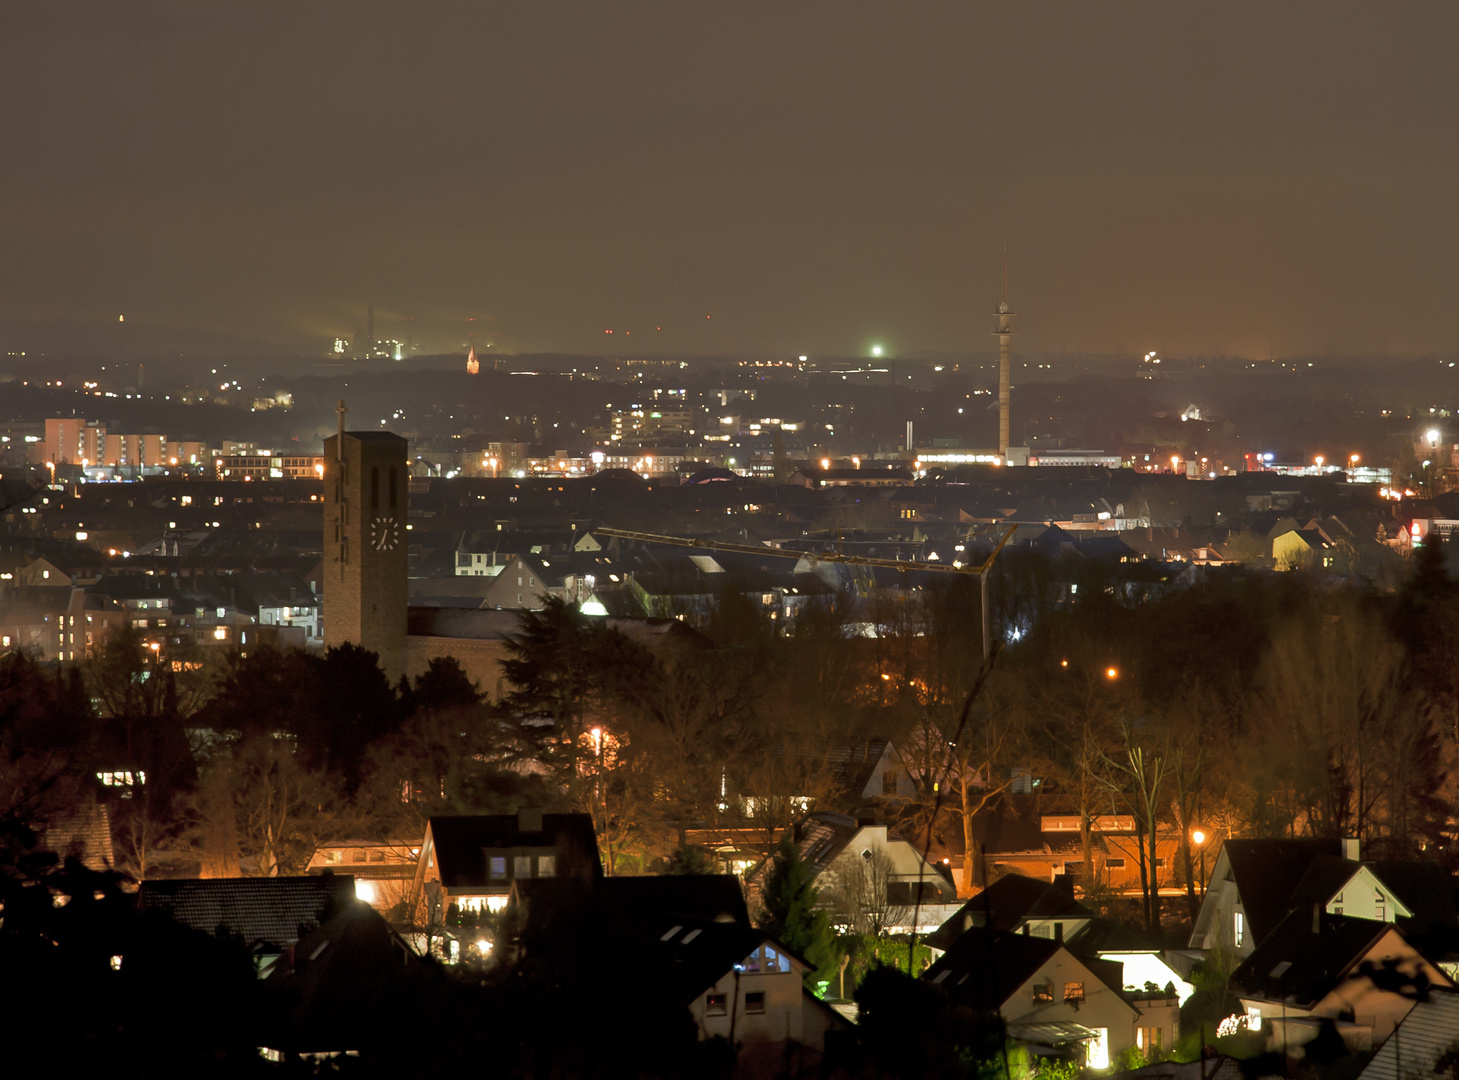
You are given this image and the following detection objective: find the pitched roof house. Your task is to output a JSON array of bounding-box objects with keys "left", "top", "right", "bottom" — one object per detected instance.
[
  {"left": 928, "top": 873, "right": 1196, "bottom": 1009},
  {"left": 926, "top": 873, "right": 1094, "bottom": 951},
  {"left": 744, "top": 812, "right": 958, "bottom": 935},
  {"left": 1189, "top": 839, "right": 1456, "bottom": 963},
  {"left": 1230, "top": 909, "right": 1452, "bottom": 1054},
  {"left": 505, "top": 873, "right": 846, "bottom": 1075},
  {"left": 924, "top": 926, "right": 1140, "bottom": 1068},
  {"left": 412, "top": 809, "right": 601, "bottom": 923},
  {"left": 1189, "top": 838, "right": 1345, "bottom": 957}
]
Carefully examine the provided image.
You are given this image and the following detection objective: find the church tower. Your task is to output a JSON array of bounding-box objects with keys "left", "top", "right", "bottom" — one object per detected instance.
[{"left": 323, "top": 401, "right": 408, "bottom": 680}]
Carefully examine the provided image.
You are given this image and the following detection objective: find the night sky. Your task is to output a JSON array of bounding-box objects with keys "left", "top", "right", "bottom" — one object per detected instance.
[{"left": 4, "top": 2, "right": 1456, "bottom": 359}]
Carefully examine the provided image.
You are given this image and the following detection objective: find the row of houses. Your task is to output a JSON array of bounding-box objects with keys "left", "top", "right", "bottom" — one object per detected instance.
[{"left": 43, "top": 780, "right": 1459, "bottom": 1076}]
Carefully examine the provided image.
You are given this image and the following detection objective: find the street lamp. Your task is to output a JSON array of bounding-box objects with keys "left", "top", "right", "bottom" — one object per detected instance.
[{"left": 1192, "top": 829, "right": 1208, "bottom": 897}]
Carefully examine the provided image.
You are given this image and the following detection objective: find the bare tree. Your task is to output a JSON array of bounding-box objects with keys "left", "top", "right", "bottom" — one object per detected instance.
[
  {"left": 825, "top": 843, "right": 911, "bottom": 940},
  {"left": 1097, "top": 718, "right": 1171, "bottom": 934}
]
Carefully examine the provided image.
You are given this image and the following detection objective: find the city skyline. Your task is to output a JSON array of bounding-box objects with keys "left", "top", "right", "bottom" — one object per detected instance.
[{"left": 3, "top": 3, "right": 1457, "bottom": 360}]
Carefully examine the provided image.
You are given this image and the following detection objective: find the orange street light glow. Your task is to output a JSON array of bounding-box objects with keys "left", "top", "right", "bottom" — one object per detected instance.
[{"left": 1105, "top": 666, "right": 1118, "bottom": 679}]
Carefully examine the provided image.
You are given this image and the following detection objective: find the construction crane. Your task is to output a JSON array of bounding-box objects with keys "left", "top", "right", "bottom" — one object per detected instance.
[{"left": 594, "top": 524, "right": 1018, "bottom": 660}]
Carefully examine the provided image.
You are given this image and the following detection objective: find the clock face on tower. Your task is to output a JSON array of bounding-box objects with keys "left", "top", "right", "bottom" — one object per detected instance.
[{"left": 370, "top": 515, "right": 401, "bottom": 552}]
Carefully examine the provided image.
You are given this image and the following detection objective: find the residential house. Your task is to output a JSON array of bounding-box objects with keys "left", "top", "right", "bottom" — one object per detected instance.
[
  {"left": 968, "top": 796, "right": 1186, "bottom": 895},
  {"left": 1187, "top": 839, "right": 1456, "bottom": 965},
  {"left": 411, "top": 809, "right": 601, "bottom": 927},
  {"left": 481, "top": 553, "right": 564, "bottom": 610},
  {"left": 926, "top": 874, "right": 1095, "bottom": 950},
  {"left": 306, "top": 839, "right": 419, "bottom": 914},
  {"left": 0, "top": 584, "right": 86, "bottom": 661},
  {"left": 505, "top": 869, "right": 844, "bottom": 1076},
  {"left": 924, "top": 926, "right": 1141, "bottom": 1068},
  {"left": 1273, "top": 528, "right": 1335, "bottom": 570},
  {"left": 745, "top": 812, "right": 958, "bottom": 935},
  {"left": 1189, "top": 839, "right": 1345, "bottom": 959},
  {"left": 1230, "top": 909, "right": 1452, "bottom": 1054},
  {"left": 928, "top": 873, "right": 1195, "bottom": 1026},
  {"left": 677, "top": 920, "right": 850, "bottom": 1077}
]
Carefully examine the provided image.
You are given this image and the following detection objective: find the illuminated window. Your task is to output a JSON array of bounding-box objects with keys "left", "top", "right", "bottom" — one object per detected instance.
[
  {"left": 538, "top": 855, "right": 556, "bottom": 878},
  {"left": 489, "top": 857, "right": 507, "bottom": 881},
  {"left": 1063, "top": 982, "right": 1085, "bottom": 1004},
  {"left": 1032, "top": 983, "right": 1054, "bottom": 1003},
  {"left": 744, "top": 992, "right": 765, "bottom": 1015},
  {"left": 514, "top": 856, "right": 531, "bottom": 878},
  {"left": 705, "top": 994, "right": 727, "bottom": 1016},
  {"left": 1234, "top": 911, "right": 1245, "bottom": 948},
  {"left": 1137, "top": 1026, "right": 1161, "bottom": 1051}
]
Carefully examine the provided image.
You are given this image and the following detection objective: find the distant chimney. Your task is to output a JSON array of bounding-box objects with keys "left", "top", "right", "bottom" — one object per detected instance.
[
  {"left": 1312, "top": 903, "right": 1322, "bottom": 934},
  {"left": 517, "top": 806, "right": 544, "bottom": 834},
  {"left": 1341, "top": 837, "right": 1360, "bottom": 862},
  {"left": 1054, "top": 922, "right": 1064, "bottom": 944}
]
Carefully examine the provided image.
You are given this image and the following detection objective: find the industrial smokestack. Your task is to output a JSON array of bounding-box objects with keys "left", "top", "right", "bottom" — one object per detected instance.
[
  {"left": 367, "top": 304, "right": 375, "bottom": 349},
  {"left": 906, "top": 421, "right": 914, "bottom": 453}
]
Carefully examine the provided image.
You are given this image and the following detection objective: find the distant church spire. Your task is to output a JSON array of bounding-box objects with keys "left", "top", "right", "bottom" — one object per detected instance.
[{"left": 466, "top": 343, "right": 480, "bottom": 375}]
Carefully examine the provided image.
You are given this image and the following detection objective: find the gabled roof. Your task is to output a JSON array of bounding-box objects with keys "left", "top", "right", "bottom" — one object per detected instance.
[
  {"left": 597, "top": 874, "right": 750, "bottom": 929},
  {"left": 1230, "top": 911, "right": 1430, "bottom": 1008},
  {"left": 38, "top": 804, "right": 114, "bottom": 872},
  {"left": 1287, "top": 856, "right": 1367, "bottom": 914},
  {"left": 1367, "top": 860, "right": 1459, "bottom": 933},
  {"left": 137, "top": 875, "right": 357, "bottom": 954},
  {"left": 652, "top": 916, "right": 783, "bottom": 1003},
  {"left": 1354, "top": 988, "right": 1459, "bottom": 1080},
  {"left": 781, "top": 812, "right": 913, "bottom": 879},
  {"left": 924, "top": 927, "right": 1135, "bottom": 1018},
  {"left": 425, "top": 813, "right": 602, "bottom": 889},
  {"left": 1220, "top": 838, "right": 1342, "bottom": 944},
  {"left": 926, "top": 873, "right": 1092, "bottom": 950},
  {"left": 923, "top": 926, "right": 1057, "bottom": 1010},
  {"left": 1066, "top": 916, "right": 1166, "bottom": 956},
  {"left": 263, "top": 899, "right": 419, "bottom": 1054}
]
